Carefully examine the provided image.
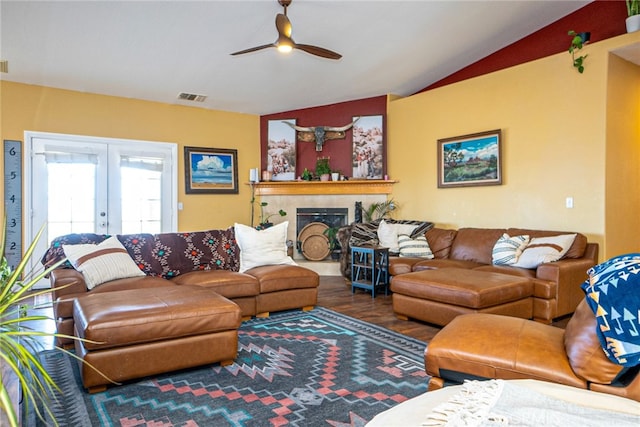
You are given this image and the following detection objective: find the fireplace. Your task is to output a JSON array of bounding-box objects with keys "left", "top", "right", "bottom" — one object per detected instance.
[{"left": 296, "top": 208, "right": 348, "bottom": 253}]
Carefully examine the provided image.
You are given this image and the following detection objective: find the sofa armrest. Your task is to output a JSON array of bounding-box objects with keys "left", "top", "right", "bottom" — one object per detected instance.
[
  {"left": 50, "top": 268, "right": 88, "bottom": 299},
  {"left": 536, "top": 256, "right": 597, "bottom": 317}
]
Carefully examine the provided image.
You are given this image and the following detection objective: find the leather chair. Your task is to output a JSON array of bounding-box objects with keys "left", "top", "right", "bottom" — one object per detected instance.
[{"left": 425, "top": 299, "right": 640, "bottom": 402}]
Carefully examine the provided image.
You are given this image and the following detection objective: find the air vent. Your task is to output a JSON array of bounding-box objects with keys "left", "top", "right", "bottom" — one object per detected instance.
[
  {"left": 177, "top": 92, "right": 207, "bottom": 102},
  {"left": 0, "top": 60, "right": 8, "bottom": 73}
]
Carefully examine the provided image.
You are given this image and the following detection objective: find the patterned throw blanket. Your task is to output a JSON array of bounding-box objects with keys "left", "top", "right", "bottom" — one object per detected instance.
[
  {"left": 423, "top": 380, "right": 639, "bottom": 426},
  {"left": 581, "top": 253, "right": 640, "bottom": 367}
]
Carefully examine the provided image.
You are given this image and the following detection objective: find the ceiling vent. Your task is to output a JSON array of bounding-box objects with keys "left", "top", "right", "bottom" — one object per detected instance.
[
  {"left": 0, "top": 60, "right": 8, "bottom": 73},
  {"left": 177, "top": 92, "right": 207, "bottom": 102}
]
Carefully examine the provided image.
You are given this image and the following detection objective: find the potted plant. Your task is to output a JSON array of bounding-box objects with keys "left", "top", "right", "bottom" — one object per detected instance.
[
  {"left": 362, "top": 199, "right": 399, "bottom": 222},
  {"left": 315, "top": 157, "right": 332, "bottom": 181},
  {"left": 0, "top": 222, "right": 89, "bottom": 426},
  {"left": 301, "top": 168, "right": 313, "bottom": 181},
  {"left": 568, "top": 30, "right": 589, "bottom": 74},
  {"left": 323, "top": 226, "right": 342, "bottom": 260},
  {"left": 627, "top": 0, "right": 640, "bottom": 33},
  {"left": 257, "top": 202, "right": 286, "bottom": 230}
]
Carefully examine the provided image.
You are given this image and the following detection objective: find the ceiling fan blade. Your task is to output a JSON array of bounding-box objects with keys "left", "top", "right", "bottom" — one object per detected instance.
[
  {"left": 275, "top": 13, "right": 292, "bottom": 37},
  {"left": 294, "top": 43, "right": 342, "bottom": 60},
  {"left": 230, "top": 43, "right": 275, "bottom": 56}
]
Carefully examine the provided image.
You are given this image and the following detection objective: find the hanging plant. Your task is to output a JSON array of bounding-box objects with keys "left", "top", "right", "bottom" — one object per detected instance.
[{"left": 568, "top": 30, "right": 590, "bottom": 74}]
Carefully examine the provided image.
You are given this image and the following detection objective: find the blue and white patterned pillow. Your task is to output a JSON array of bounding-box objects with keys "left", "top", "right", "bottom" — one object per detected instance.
[
  {"left": 492, "top": 233, "right": 530, "bottom": 265},
  {"left": 581, "top": 253, "right": 640, "bottom": 367}
]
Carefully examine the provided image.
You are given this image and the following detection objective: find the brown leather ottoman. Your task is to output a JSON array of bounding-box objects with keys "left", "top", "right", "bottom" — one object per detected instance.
[
  {"left": 424, "top": 313, "right": 586, "bottom": 391},
  {"left": 73, "top": 285, "right": 241, "bottom": 392},
  {"left": 390, "top": 268, "right": 533, "bottom": 326}
]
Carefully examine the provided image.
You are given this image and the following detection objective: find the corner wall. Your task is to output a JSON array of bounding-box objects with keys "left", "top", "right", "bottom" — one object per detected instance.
[
  {"left": 605, "top": 52, "right": 640, "bottom": 256},
  {"left": 388, "top": 32, "right": 640, "bottom": 259},
  {"left": 0, "top": 81, "right": 259, "bottom": 232}
]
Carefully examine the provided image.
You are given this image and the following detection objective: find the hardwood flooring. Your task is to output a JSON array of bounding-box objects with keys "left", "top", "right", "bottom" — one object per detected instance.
[{"left": 317, "top": 275, "right": 440, "bottom": 342}]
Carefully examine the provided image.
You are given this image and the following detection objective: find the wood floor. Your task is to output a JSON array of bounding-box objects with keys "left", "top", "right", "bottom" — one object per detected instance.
[{"left": 317, "top": 275, "right": 440, "bottom": 342}]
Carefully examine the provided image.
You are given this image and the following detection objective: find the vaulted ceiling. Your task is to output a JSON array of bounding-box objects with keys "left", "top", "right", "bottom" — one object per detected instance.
[{"left": 1, "top": 1, "right": 591, "bottom": 115}]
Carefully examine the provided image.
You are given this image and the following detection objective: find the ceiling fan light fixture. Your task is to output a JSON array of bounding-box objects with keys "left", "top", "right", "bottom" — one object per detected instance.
[{"left": 276, "top": 37, "right": 293, "bottom": 53}]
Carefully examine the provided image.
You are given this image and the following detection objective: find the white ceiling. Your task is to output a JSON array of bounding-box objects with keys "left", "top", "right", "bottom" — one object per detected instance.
[{"left": 0, "top": 0, "right": 591, "bottom": 116}]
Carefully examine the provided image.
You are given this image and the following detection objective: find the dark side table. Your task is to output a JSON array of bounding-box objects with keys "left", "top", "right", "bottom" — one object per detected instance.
[{"left": 351, "top": 245, "right": 389, "bottom": 298}]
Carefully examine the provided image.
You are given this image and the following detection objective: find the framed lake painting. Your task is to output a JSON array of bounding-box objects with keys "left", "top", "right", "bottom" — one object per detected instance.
[
  {"left": 184, "top": 146, "right": 238, "bottom": 194},
  {"left": 437, "top": 129, "right": 502, "bottom": 188}
]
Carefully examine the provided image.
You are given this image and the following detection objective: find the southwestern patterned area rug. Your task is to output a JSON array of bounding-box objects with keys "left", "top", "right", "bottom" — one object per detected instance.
[{"left": 36, "top": 307, "right": 429, "bottom": 426}]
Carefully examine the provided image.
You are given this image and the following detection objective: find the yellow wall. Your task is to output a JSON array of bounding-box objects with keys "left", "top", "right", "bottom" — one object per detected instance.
[
  {"left": 0, "top": 81, "right": 259, "bottom": 231},
  {"left": 388, "top": 32, "right": 640, "bottom": 260},
  {"left": 605, "top": 53, "right": 640, "bottom": 256}
]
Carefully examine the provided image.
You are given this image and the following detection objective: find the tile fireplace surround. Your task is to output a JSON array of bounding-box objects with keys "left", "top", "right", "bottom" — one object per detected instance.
[{"left": 252, "top": 180, "right": 395, "bottom": 260}]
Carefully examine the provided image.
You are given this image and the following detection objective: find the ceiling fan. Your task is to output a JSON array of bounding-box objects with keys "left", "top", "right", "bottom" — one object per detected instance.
[{"left": 230, "top": 0, "right": 342, "bottom": 60}]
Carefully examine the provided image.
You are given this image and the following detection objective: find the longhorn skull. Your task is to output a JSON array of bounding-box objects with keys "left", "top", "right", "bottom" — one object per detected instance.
[{"left": 283, "top": 117, "right": 360, "bottom": 151}]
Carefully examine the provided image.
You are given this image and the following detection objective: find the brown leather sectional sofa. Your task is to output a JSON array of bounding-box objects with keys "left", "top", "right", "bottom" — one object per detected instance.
[
  {"left": 339, "top": 225, "right": 598, "bottom": 324},
  {"left": 42, "top": 227, "right": 319, "bottom": 347}
]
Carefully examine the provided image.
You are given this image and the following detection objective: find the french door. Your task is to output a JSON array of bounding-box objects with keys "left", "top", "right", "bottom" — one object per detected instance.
[{"left": 25, "top": 132, "right": 178, "bottom": 284}]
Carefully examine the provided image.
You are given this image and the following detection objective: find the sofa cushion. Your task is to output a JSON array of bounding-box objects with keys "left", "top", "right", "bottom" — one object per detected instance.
[
  {"left": 449, "top": 228, "right": 506, "bottom": 265},
  {"left": 424, "top": 228, "right": 457, "bottom": 259},
  {"left": 235, "top": 222, "right": 297, "bottom": 273},
  {"left": 246, "top": 264, "right": 319, "bottom": 293},
  {"left": 63, "top": 236, "right": 146, "bottom": 289},
  {"left": 491, "top": 233, "right": 530, "bottom": 265},
  {"left": 512, "top": 234, "right": 576, "bottom": 269},
  {"left": 564, "top": 300, "right": 625, "bottom": 384},
  {"left": 171, "top": 270, "right": 260, "bottom": 298},
  {"left": 398, "top": 234, "right": 433, "bottom": 258},
  {"left": 507, "top": 228, "right": 587, "bottom": 259}
]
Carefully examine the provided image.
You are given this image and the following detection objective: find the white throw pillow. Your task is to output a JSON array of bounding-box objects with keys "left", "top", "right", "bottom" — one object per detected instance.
[
  {"left": 63, "top": 235, "right": 145, "bottom": 290},
  {"left": 398, "top": 234, "right": 434, "bottom": 258},
  {"left": 377, "top": 220, "right": 418, "bottom": 253},
  {"left": 513, "top": 234, "right": 577, "bottom": 269},
  {"left": 234, "top": 222, "right": 297, "bottom": 273},
  {"left": 492, "top": 233, "right": 530, "bottom": 265}
]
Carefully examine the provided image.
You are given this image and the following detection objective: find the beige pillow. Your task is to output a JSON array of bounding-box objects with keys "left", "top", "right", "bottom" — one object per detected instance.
[
  {"left": 63, "top": 236, "right": 145, "bottom": 290},
  {"left": 512, "top": 234, "right": 576, "bottom": 269},
  {"left": 377, "top": 219, "right": 418, "bottom": 253},
  {"left": 234, "top": 222, "right": 297, "bottom": 273}
]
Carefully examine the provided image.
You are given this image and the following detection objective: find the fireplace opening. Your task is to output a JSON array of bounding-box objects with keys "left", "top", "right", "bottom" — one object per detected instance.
[{"left": 296, "top": 208, "right": 348, "bottom": 254}]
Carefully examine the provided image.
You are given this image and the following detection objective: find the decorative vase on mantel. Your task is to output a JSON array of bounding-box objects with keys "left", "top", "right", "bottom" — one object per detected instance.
[
  {"left": 627, "top": 14, "right": 640, "bottom": 33},
  {"left": 320, "top": 174, "right": 331, "bottom": 181}
]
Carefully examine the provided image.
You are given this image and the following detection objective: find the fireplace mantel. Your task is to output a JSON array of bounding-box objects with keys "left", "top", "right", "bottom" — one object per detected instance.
[{"left": 250, "top": 180, "right": 396, "bottom": 196}]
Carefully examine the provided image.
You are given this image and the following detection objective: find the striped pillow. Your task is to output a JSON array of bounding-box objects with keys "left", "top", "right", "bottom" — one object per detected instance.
[
  {"left": 492, "top": 233, "right": 530, "bottom": 265},
  {"left": 63, "top": 235, "right": 145, "bottom": 289},
  {"left": 398, "top": 234, "right": 434, "bottom": 258}
]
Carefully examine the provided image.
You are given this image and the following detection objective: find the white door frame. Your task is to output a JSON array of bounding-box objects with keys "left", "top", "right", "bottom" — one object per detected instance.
[{"left": 24, "top": 131, "right": 178, "bottom": 280}]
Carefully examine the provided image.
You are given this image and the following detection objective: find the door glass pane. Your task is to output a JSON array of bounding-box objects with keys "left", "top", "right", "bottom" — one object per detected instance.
[
  {"left": 46, "top": 163, "right": 96, "bottom": 243},
  {"left": 120, "top": 164, "right": 162, "bottom": 234}
]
